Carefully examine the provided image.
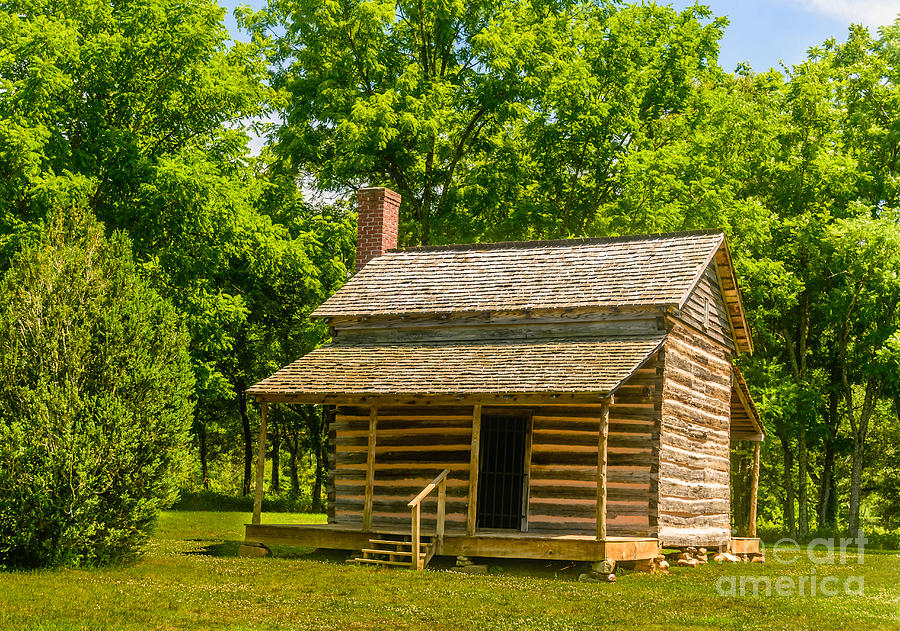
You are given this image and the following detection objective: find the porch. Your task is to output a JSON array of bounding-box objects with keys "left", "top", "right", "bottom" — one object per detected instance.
[{"left": 243, "top": 521, "right": 662, "bottom": 562}]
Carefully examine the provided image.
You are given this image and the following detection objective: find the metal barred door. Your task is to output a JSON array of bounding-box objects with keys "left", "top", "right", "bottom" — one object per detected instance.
[{"left": 476, "top": 414, "right": 528, "bottom": 530}]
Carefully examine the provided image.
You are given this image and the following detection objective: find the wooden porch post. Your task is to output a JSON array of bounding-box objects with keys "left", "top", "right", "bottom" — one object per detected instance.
[
  {"left": 362, "top": 406, "right": 378, "bottom": 532},
  {"left": 748, "top": 440, "right": 761, "bottom": 538},
  {"left": 466, "top": 404, "right": 482, "bottom": 536},
  {"left": 252, "top": 400, "right": 268, "bottom": 526},
  {"left": 596, "top": 398, "right": 610, "bottom": 541}
]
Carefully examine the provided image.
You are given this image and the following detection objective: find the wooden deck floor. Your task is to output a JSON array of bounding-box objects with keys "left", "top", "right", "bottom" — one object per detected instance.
[{"left": 244, "top": 523, "right": 661, "bottom": 562}]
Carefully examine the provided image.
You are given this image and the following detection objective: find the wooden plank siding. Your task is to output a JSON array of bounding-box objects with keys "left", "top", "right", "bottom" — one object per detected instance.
[
  {"left": 676, "top": 263, "right": 734, "bottom": 352},
  {"left": 329, "top": 309, "right": 664, "bottom": 345},
  {"left": 658, "top": 322, "right": 733, "bottom": 548}
]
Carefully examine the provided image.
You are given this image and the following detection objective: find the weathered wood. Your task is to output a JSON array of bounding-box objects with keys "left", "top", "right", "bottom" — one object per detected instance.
[
  {"left": 330, "top": 306, "right": 667, "bottom": 332},
  {"left": 749, "top": 440, "right": 760, "bottom": 537},
  {"left": 332, "top": 391, "right": 662, "bottom": 540},
  {"left": 326, "top": 406, "right": 336, "bottom": 524},
  {"left": 252, "top": 401, "right": 268, "bottom": 526},
  {"left": 713, "top": 244, "right": 754, "bottom": 353},
  {"left": 467, "top": 404, "right": 482, "bottom": 536},
  {"left": 657, "top": 322, "right": 733, "bottom": 547},
  {"left": 673, "top": 263, "right": 735, "bottom": 352},
  {"left": 731, "top": 537, "right": 761, "bottom": 555},
  {"left": 407, "top": 469, "right": 450, "bottom": 507},
  {"left": 411, "top": 503, "right": 421, "bottom": 569},
  {"left": 257, "top": 392, "right": 617, "bottom": 406},
  {"left": 522, "top": 413, "right": 534, "bottom": 531},
  {"left": 244, "top": 522, "right": 660, "bottom": 561},
  {"left": 597, "top": 398, "right": 610, "bottom": 541},
  {"left": 436, "top": 475, "right": 446, "bottom": 553},
  {"left": 362, "top": 406, "right": 377, "bottom": 531},
  {"left": 336, "top": 318, "right": 662, "bottom": 345}
]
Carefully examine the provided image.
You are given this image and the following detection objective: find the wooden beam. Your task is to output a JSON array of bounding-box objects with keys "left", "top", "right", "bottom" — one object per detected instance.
[
  {"left": 749, "top": 440, "right": 760, "bottom": 537},
  {"left": 466, "top": 404, "right": 482, "bottom": 536},
  {"left": 411, "top": 502, "right": 421, "bottom": 570},
  {"left": 521, "top": 412, "right": 534, "bottom": 532},
  {"left": 252, "top": 401, "right": 268, "bottom": 526},
  {"left": 362, "top": 406, "right": 378, "bottom": 531},
  {"left": 248, "top": 392, "right": 615, "bottom": 407},
  {"left": 596, "top": 398, "right": 610, "bottom": 541}
]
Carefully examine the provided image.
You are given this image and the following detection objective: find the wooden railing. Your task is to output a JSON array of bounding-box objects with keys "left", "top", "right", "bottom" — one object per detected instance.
[{"left": 407, "top": 469, "right": 450, "bottom": 570}]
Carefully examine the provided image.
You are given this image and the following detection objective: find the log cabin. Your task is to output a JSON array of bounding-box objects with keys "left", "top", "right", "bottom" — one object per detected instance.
[{"left": 242, "top": 187, "right": 765, "bottom": 570}]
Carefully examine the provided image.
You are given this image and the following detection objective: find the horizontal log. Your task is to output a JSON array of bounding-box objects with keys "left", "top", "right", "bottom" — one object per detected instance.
[
  {"left": 657, "top": 512, "right": 730, "bottom": 528},
  {"left": 368, "top": 449, "right": 471, "bottom": 463},
  {"left": 530, "top": 484, "right": 650, "bottom": 503},
  {"left": 334, "top": 468, "right": 469, "bottom": 482},
  {"left": 659, "top": 446, "right": 730, "bottom": 473},
  {"left": 659, "top": 428, "right": 728, "bottom": 458},
  {"left": 532, "top": 450, "right": 656, "bottom": 467},
  {"left": 530, "top": 465, "right": 654, "bottom": 484},
  {"left": 662, "top": 398, "right": 729, "bottom": 431},
  {"left": 532, "top": 431, "right": 655, "bottom": 450},
  {"left": 659, "top": 497, "right": 729, "bottom": 515},
  {"left": 657, "top": 461, "right": 728, "bottom": 485},
  {"left": 659, "top": 478, "right": 728, "bottom": 500}
]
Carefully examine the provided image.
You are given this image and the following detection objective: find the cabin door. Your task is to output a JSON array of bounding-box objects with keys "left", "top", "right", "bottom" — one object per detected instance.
[{"left": 476, "top": 413, "right": 531, "bottom": 530}]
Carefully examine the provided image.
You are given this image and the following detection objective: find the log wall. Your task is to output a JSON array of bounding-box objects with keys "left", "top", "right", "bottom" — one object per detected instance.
[
  {"left": 658, "top": 322, "right": 733, "bottom": 547},
  {"left": 332, "top": 405, "right": 473, "bottom": 530},
  {"left": 328, "top": 353, "right": 662, "bottom": 538},
  {"left": 528, "top": 353, "right": 661, "bottom": 537}
]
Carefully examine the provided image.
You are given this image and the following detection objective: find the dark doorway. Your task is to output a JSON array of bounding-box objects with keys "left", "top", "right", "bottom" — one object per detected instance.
[{"left": 476, "top": 413, "right": 530, "bottom": 530}]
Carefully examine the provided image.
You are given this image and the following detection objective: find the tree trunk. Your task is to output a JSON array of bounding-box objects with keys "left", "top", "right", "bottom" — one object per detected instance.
[
  {"left": 848, "top": 438, "right": 864, "bottom": 537},
  {"left": 284, "top": 425, "right": 301, "bottom": 497},
  {"left": 237, "top": 382, "right": 252, "bottom": 497},
  {"left": 798, "top": 423, "right": 808, "bottom": 537},
  {"left": 818, "top": 438, "right": 836, "bottom": 528},
  {"left": 818, "top": 386, "right": 839, "bottom": 529},
  {"left": 290, "top": 451, "right": 300, "bottom": 497},
  {"left": 731, "top": 445, "right": 750, "bottom": 535},
  {"left": 199, "top": 419, "right": 209, "bottom": 490},
  {"left": 310, "top": 406, "right": 326, "bottom": 513},
  {"left": 270, "top": 416, "right": 280, "bottom": 494},
  {"left": 779, "top": 434, "right": 796, "bottom": 537}
]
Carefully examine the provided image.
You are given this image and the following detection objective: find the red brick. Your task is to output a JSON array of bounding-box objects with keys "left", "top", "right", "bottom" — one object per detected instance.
[{"left": 355, "top": 187, "right": 400, "bottom": 272}]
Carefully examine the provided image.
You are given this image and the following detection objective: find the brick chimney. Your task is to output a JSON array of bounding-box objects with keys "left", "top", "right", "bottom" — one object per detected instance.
[{"left": 356, "top": 187, "right": 400, "bottom": 272}]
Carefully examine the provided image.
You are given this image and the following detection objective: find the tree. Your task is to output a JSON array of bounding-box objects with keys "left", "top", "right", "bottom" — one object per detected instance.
[
  {"left": 0, "top": 209, "right": 194, "bottom": 568},
  {"left": 243, "top": 0, "right": 726, "bottom": 245},
  {"left": 825, "top": 215, "right": 900, "bottom": 536}
]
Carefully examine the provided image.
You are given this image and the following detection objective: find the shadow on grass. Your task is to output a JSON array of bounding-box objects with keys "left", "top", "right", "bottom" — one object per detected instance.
[
  {"left": 183, "top": 539, "right": 352, "bottom": 564},
  {"left": 184, "top": 540, "right": 243, "bottom": 557}
]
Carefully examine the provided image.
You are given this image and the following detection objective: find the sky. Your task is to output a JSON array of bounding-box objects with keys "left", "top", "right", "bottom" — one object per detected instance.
[{"left": 218, "top": 0, "right": 900, "bottom": 72}]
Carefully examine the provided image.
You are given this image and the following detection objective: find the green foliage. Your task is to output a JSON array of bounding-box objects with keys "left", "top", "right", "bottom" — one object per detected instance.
[
  {"left": 170, "top": 490, "right": 312, "bottom": 513},
  {"left": 243, "top": 0, "right": 726, "bottom": 244},
  {"left": 0, "top": 210, "right": 195, "bottom": 568}
]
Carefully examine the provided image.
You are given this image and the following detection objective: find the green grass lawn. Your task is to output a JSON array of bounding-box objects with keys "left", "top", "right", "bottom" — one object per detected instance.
[{"left": 1, "top": 511, "right": 898, "bottom": 630}]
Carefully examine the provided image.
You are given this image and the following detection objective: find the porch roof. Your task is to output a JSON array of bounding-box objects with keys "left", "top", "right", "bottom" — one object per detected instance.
[
  {"left": 731, "top": 366, "right": 765, "bottom": 441},
  {"left": 247, "top": 333, "right": 666, "bottom": 403}
]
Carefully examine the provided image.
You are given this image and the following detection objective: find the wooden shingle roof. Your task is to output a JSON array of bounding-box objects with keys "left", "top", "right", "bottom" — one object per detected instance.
[
  {"left": 317, "top": 231, "right": 724, "bottom": 316},
  {"left": 316, "top": 229, "right": 753, "bottom": 354},
  {"left": 247, "top": 334, "right": 666, "bottom": 403}
]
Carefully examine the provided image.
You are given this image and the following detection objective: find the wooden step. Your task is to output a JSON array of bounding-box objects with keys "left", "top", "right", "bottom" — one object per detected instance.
[
  {"left": 368, "top": 539, "right": 412, "bottom": 547},
  {"left": 354, "top": 557, "right": 415, "bottom": 567},
  {"left": 362, "top": 548, "right": 412, "bottom": 556}
]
